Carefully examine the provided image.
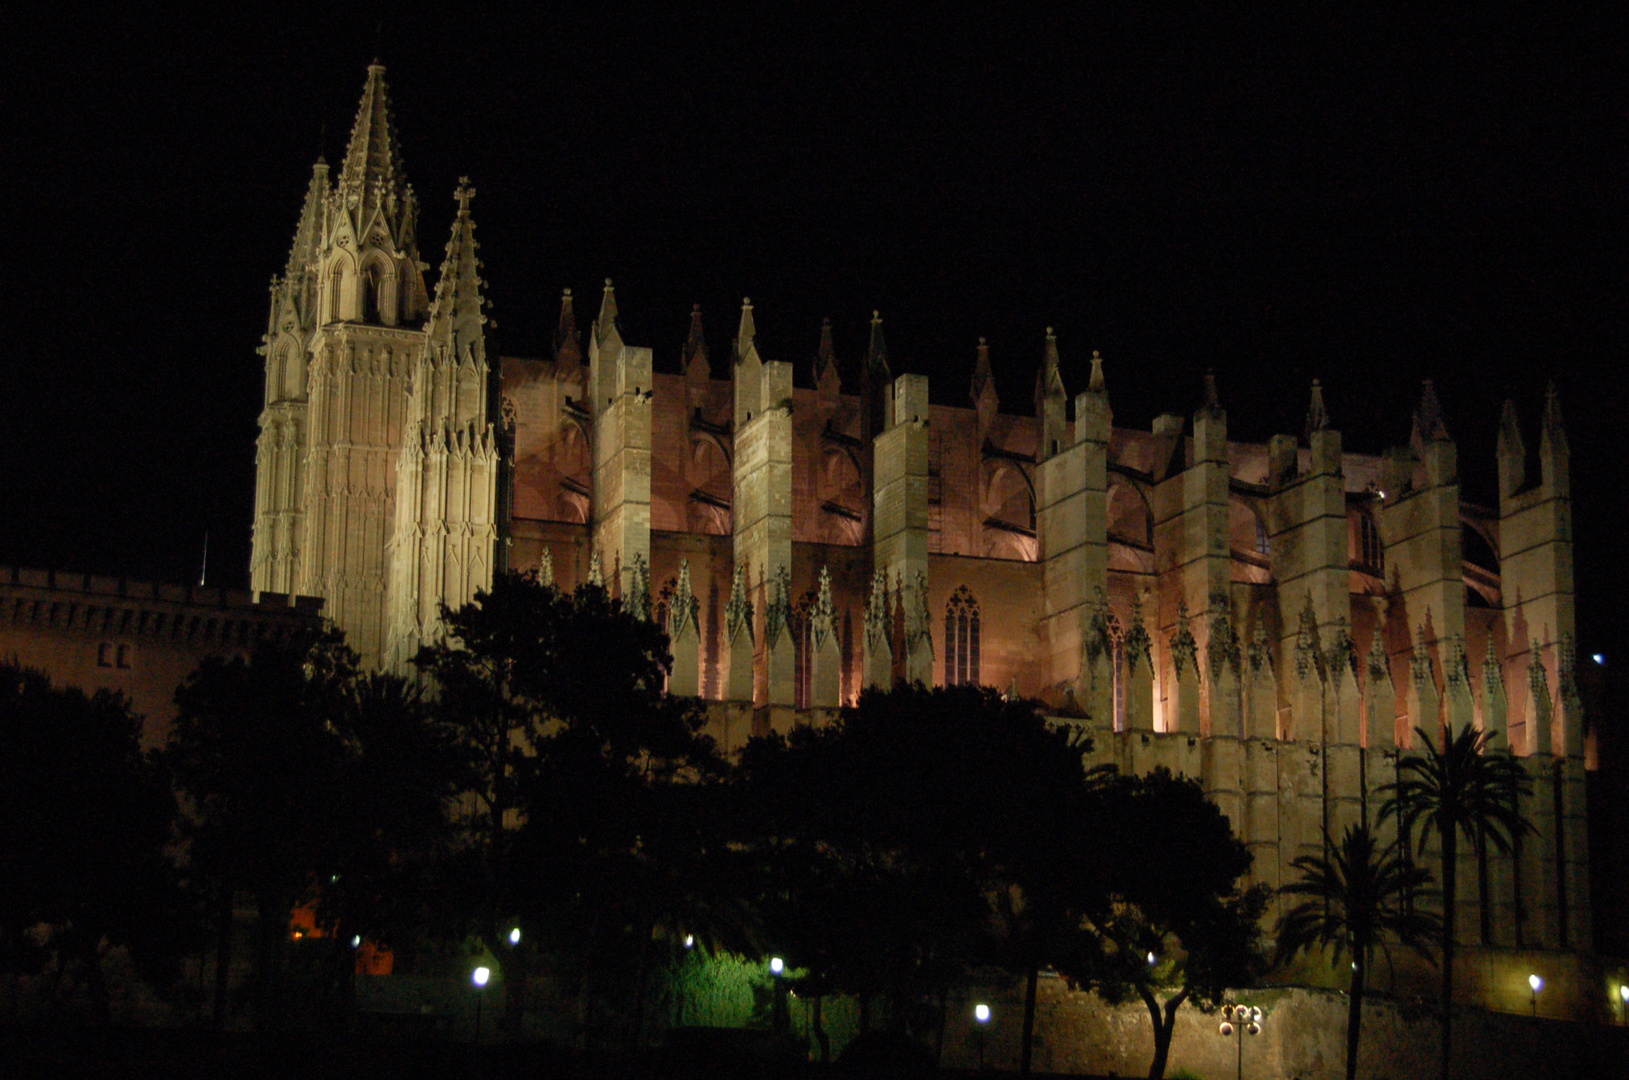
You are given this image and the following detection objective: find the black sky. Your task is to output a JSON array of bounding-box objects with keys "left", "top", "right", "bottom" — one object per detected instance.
[{"left": 1, "top": 8, "right": 1624, "bottom": 654}]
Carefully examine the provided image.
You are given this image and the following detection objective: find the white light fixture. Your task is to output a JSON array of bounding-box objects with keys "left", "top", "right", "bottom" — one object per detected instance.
[
  {"left": 685, "top": 934, "right": 695, "bottom": 948},
  {"left": 1593, "top": 653, "right": 1606, "bottom": 666},
  {"left": 974, "top": 1003, "right": 991, "bottom": 1023},
  {"left": 1529, "top": 974, "right": 1543, "bottom": 992},
  {"left": 472, "top": 966, "right": 491, "bottom": 988},
  {"left": 508, "top": 927, "right": 521, "bottom": 945},
  {"left": 1146, "top": 951, "right": 1156, "bottom": 965},
  {"left": 769, "top": 956, "right": 784, "bottom": 975},
  {"left": 1620, "top": 984, "right": 1629, "bottom": 1003},
  {"left": 351, "top": 935, "right": 361, "bottom": 948}
]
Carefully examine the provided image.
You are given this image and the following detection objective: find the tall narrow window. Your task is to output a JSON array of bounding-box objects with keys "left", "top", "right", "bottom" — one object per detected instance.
[
  {"left": 1359, "top": 514, "right": 1384, "bottom": 571},
  {"left": 945, "top": 586, "right": 981, "bottom": 686}
]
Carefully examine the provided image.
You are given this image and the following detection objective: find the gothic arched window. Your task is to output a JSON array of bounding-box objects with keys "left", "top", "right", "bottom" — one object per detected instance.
[
  {"left": 1359, "top": 513, "right": 1384, "bottom": 572},
  {"left": 944, "top": 585, "right": 981, "bottom": 686}
]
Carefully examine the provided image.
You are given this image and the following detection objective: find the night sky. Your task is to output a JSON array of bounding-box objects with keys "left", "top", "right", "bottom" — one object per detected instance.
[{"left": 2, "top": 9, "right": 1624, "bottom": 659}]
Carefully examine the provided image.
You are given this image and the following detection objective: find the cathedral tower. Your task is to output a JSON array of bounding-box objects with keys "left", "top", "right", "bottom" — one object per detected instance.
[{"left": 252, "top": 64, "right": 431, "bottom": 666}]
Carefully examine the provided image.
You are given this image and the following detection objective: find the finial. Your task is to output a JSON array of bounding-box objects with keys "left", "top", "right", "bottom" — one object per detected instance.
[
  {"left": 563, "top": 287, "right": 572, "bottom": 298},
  {"left": 1202, "top": 369, "right": 1221, "bottom": 412},
  {"left": 1046, "top": 325, "right": 1056, "bottom": 339},
  {"left": 1088, "top": 349, "right": 1106, "bottom": 394}
]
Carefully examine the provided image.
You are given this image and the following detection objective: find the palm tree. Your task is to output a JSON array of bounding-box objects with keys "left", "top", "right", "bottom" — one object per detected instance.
[
  {"left": 1381, "top": 723, "right": 1530, "bottom": 1080},
  {"left": 1277, "top": 825, "right": 1440, "bottom": 1080}
]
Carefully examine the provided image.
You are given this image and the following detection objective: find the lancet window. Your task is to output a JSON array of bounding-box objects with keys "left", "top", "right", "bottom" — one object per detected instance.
[{"left": 944, "top": 585, "right": 980, "bottom": 686}]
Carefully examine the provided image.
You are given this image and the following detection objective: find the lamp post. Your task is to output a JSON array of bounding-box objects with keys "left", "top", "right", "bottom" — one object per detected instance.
[
  {"left": 1527, "top": 973, "right": 1542, "bottom": 1016},
  {"left": 974, "top": 1003, "right": 991, "bottom": 1070},
  {"left": 769, "top": 957, "right": 788, "bottom": 1032},
  {"left": 1619, "top": 983, "right": 1628, "bottom": 1025},
  {"left": 472, "top": 965, "right": 491, "bottom": 1042},
  {"left": 1216, "top": 1003, "right": 1263, "bottom": 1080}
]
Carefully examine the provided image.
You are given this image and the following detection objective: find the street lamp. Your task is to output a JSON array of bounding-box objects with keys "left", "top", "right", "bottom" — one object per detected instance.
[
  {"left": 1618, "top": 983, "right": 1628, "bottom": 1025},
  {"left": 769, "top": 956, "right": 784, "bottom": 975},
  {"left": 1528, "top": 973, "right": 1542, "bottom": 1016},
  {"left": 974, "top": 1003, "right": 991, "bottom": 1069},
  {"left": 473, "top": 965, "right": 491, "bottom": 1041},
  {"left": 1216, "top": 1003, "right": 1263, "bottom": 1080},
  {"left": 508, "top": 927, "right": 521, "bottom": 946}
]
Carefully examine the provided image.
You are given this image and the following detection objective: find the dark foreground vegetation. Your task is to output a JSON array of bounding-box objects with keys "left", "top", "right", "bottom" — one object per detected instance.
[{"left": 3, "top": 572, "right": 1534, "bottom": 1080}]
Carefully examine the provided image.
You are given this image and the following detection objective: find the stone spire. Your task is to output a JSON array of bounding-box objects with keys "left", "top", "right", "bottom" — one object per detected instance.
[
  {"left": 1087, "top": 349, "right": 1106, "bottom": 394},
  {"left": 682, "top": 303, "right": 709, "bottom": 381},
  {"left": 813, "top": 317, "right": 840, "bottom": 390},
  {"left": 336, "top": 63, "right": 414, "bottom": 246},
  {"left": 1305, "top": 378, "right": 1330, "bottom": 438},
  {"left": 735, "top": 297, "right": 758, "bottom": 363},
  {"left": 1412, "top": 379, "right": 1450, "bottom": 444},
  {"left": 668, "top": 559, "right": 697, "bottom": 639},
  {"left": 1496, "top": 397, "right": 1525, "bottom": 498},
  {"left": 1036, "top": 327, "right": 1068, "bottom": 457},
  {"left": 1200, "top": 369, "right": 1223, "bottom": 416},
  {"left": 554, "top": 289, "right": 582, "bottom": 368},
  {"left": 283, "top": 159, "right": 330, "bottom": 280},
  {"left": 864, "top": 309, "right": 890, "bottom": 383},
  {"left": 1035, "top": 326, "right": 1066, "bottom": 410},
  {"left": 725, "top": 562, "right": 753, "bottom": 645},
  {"left": 423, "top": 181, "right": 487, "bottom": 360},
  {"left": 1541, "top": 381, "right": 1570, "bottom": 461},
  {"left": 970, "top": 337, "right": 996, "bottom": 407},
  {"left": 595, "top": 278, "right": 620, "bottom": 347}
]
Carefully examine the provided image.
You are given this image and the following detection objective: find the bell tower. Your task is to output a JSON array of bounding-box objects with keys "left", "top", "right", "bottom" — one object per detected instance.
[{"left": 254, "top": 63, "right": 431, "bottom": 665}]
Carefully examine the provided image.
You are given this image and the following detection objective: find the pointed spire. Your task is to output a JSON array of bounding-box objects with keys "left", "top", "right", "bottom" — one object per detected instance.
[
  {"left": 587, "top": 550, "right": 604, "bottom": 587},
  {"left": 423, "top": 180, "right": 487, "bottom": 358},
  {"left": 537, "top": 547, "right": 554, "bottom": 588},
  {"left": 554, "top": 289, "right": 581, "bottom": 368},
  {"left": 813, "top": 317, "right": 839, "bottom": 388},
  {"left": 682, "top": 304, "right": 709, "bottom": 379},
  {"left": 337, "top": 64, "right": 410, "bottom": 234},
  {"left": 283, "top": 159, "right": 331, "bottom": 278},
  {"left": 626, "top": 554, "right": 651, "bottom": 621},
  {"left": 1412, "top": 379, "right": 1450, "bottom": 443},
  {"left": 669, "top": 560, "right": 697, "bottom": 639},
  {"left": 865, "top": 310, "right": 890, "bottom": 381},
  {"left": 970, "top": 337, "right": 995, "bottom": 406},
  {"left": 733, "top": 297, "right": 757, "bottom": 363},
  {"left": 1541, "top": 381, "right": 1569, "bottom": 457},
  {"left": 1199, "top": 369, "right": 1222, "bottom": 415},
  {"left": 726, "top": 562, "right": 753, "bottom": 645},
  {"left": 1305, "top": 378, "right": 1330, "bottom": 437},
  {"left": 811, "top": 566, "right": 836, "bottom": 651},
  {"left": 595, "top": 279, "right": 620, "bottom": 346},
  {"left": 865, "top": 569, "right": 891, "bottom": 648},
  {"left": 1035, "top": 326, "right": 1066, "bottom": 409},
  {"left": 1087, "top": 350, "right": 1107, "bottom": 394}
]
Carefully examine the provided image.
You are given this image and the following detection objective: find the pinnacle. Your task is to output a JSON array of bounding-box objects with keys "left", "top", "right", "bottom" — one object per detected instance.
[
  {"left": 1087, "top": 349, "right": 1106, "bottom": 394},
  {"left": 596, "top": 279, "right": 619, "bottom": 345},
  {"left": 1412, "top": 378, "right": 1449, "bottom": 443},
  {"left": 814, "top": 316, "right": 839, "bottom": 387},
  {"left": 1305, "top": 378, "right": 1329, "bottom": 437},
  {"left": 683, "top": 303, "right": 708, "bottom": 376},
  {"left": 424, "top": 182, "right": 486, "bottom": 356},
  {"left": 970, "top": 336, "right": 995, "bottom": 406},
  {"left": 554, "top": 288, "right": 581, "bottom": 367},
  {"left": 1202, "top": 369, "right": 1222, "bottom": 414},
  {"left": 865, "top": 310, "right": 890, "bottom": 380},
  {"left": 735, "top": 298, "right": 756, "bottom": 362}
]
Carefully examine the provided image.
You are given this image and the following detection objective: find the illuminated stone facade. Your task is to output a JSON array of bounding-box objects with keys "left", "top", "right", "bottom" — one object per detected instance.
[{"left": 251, "top": 67, "right": 1594, "bottom": 1009}]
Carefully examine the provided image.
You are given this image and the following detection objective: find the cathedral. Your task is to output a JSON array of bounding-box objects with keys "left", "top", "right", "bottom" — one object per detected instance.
[{"left": 252, "top": 66, "right": 1594, "bottom": 1014}]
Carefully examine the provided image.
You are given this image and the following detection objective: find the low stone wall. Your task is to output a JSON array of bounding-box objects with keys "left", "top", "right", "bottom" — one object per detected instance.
[{"left": 939, "top": 978, "right": 1628, "bottom": 1079}]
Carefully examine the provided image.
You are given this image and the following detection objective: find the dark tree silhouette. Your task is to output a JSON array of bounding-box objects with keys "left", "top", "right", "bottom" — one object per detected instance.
[
  {"left": 1277, "top": 824, "right": 1440, "bottom": 1080},
  {"left": 416, "top": 570, "right": 722, "bottom": 1039},
  {"left": 734, "top": 683, "right": 1098, "bottom": 1063},
  {"left": 1380, "top": 724, "right": 1530, "bottom": 1080},
  {"left": 0, "top": 664, "right": 183, "bottom": 1021},
  {"left": 1065, "top": 768, "right": 1268, "bottom": 1080},
  {"left": 166, "top": 631, "right": 354, "bottom": 1027}
]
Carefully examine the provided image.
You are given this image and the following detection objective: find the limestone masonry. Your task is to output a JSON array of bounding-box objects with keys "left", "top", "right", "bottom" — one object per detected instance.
[{"left": 250, "top": 66, "right": 1594, "bottom": 1012}]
